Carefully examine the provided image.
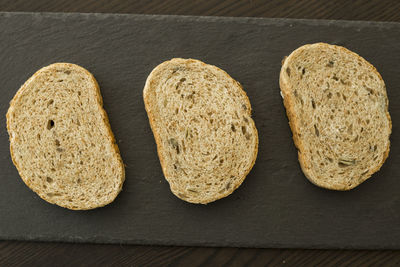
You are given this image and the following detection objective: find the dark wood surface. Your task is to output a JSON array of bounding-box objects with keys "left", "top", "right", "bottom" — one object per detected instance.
[{"left": 1, "top": 1, "right": 400, "bottom": 266}]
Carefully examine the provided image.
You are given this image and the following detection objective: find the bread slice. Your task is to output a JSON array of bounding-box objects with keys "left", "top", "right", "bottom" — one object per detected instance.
[
  {"left": 6, "top": 63, "right": 125, "bottom": 210},
  {"left": 143, "top": 58, "right": 258, "bottom": 204},
  {"left": 280, "top": 43, "right": 391, "bottom": 190}
]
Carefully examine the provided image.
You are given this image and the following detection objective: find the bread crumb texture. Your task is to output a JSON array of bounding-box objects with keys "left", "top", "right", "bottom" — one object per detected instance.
[
  {"left": 6, "top": 63, "right": 125, "bottom": 210},
  {"left": 144, "top": 58, "right": 258, "bottom": 204},
  {"left": 280, "top": 43, "right": 391, "bottom": 190}
]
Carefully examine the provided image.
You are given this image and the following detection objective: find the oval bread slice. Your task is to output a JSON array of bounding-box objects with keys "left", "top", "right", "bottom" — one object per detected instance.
[
  {"left": 143, "top": 58, "right": 258, "bottom": 204},
  {"left": 6, "top": 63, "right": 125, "bottom": 210},
  {"left": 280, "top": 43, "right": 391, "bottom": 190}
]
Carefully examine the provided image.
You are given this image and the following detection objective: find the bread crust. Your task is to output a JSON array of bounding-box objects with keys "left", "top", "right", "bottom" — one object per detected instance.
[
  {"left": 280, "top": 43, "right": 391, "bottom": 190},
  {"left": 6, "top": 63, "right": 125, "bottom": 210},
  {"left": 144, "top": 58, "right": 258, "bottom": 204}
]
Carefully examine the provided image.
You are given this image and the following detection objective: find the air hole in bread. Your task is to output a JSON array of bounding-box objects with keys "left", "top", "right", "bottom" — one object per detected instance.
[
  {"left": 64, "top": 70, "right": 71, "bottom": 75},
  {"left": 241, "top": 126, "right": 247, "bottom": 135},
  {"left": 365, "top": 87, "right": 374, "bottom": 95},
  {"left": 338, "top": 162, "right": 348, "bottom": 168},
  {"left": 225, "top": 182, "right": 231, "bottom": 190},
  {"left": 347, "top": 124, "right": 353, "bottom": 135},
  {"left": 314, "top": 125, "right": 319, "bottom": 137},
  {"left": 286, "top": 67, "right": 291, "bottom": 77},
  {"left": 311, "top": 99, "right": 316, "bottom": 109},
  {"left": 58, "top": 79, "right": 63, "bottom": 82},
  {"left": 327, "top": 61, "right": 334, "bottom": 67},
  {"left": 176, "top": 78, "right": 186, "bottom": 89},
  {"left": 55, "top": 139, "right": 60, "bottom": 146},
  {"left": 46, "top": 177, "right": 53, "bottom": 183},
  {"left": 77, "top": 178, "right": 81, "bottom": 184},
  {"left": 47, "top": 99, "right": 54, "bottom": 106},
  {"left": 332, "top": 75, "right": 339, "bottom": 81},
  {"left": 168, "top": 138, "right": 180, "bottom": 154},
  {"left": 37, "top": 134, "right": 41, "bottom": 140},
  {"left": 47, "top": 120, "right": 55, "bottom": 130},
  {"left": 78, "top": 91, "right": 81, "bottom": 96}
]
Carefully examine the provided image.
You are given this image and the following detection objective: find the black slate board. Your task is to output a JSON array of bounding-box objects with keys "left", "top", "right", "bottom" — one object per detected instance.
[{"left": 1, "top": 12, "right": 400, "bottom": 249}]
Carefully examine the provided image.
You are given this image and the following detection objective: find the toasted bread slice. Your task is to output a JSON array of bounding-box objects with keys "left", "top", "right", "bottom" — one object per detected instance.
[
  {"left": 280, "top": 43, "right": 391, "bottom": 190},
  {"left": 6, "top": 63, "right": 125, "bottom": 210},
  {"left": 144, "top": 58, "right": 258, "bottom": 204}
]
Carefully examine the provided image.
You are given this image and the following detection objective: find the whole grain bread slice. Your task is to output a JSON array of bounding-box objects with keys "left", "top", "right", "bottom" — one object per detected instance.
[
  {"left": 280, "top": 43, "right": 391, "bottom": 190},
  {"left": 143, "top": 58, "right": 258, "bottom": 204},
  {"left": 6, "top": 63, "right": 125, "bottom": 210}
]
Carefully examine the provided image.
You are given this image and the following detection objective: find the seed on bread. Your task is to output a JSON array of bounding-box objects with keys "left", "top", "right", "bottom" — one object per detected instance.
[
  {"left": 280, "top": 43, "right": 391, "bottom": 190},
  {"left": 143, "top": 58, "right": 258, "bottom": 204},
  {"left": 6, "top": 63, "right": 125, "bottom": 210}
]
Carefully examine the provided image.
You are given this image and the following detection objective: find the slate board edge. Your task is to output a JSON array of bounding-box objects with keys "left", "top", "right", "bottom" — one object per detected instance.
[
  {"left": 1, "top": 11, "right": 400, "bottom": 29},
  {"left": 1, "top": 235, "right": 397, "bottom": 250}
]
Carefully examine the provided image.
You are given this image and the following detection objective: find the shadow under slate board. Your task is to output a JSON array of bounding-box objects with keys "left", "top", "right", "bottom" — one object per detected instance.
[{"left": 0, "top": 12, "right": 399, "bottom": 249}]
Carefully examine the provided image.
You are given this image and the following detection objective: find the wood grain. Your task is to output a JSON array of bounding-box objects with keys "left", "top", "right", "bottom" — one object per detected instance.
[
  {"left": 1, "top": 241, "right": 400, "bottom": 266},
  {"left": 0, "top": 0, "right": 400, "bottom": 266},
  {"left": 0, "top": 0, "right": 399, "bottom": 21}
]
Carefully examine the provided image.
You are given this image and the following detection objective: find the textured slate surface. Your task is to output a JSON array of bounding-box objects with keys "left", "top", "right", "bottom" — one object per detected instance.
[{"left": 0, "top": 12, "right": 399, "bottom": 249}]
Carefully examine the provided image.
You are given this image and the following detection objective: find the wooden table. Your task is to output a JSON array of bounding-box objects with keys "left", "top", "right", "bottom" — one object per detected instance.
[{"left": 1, "top": 1, "right": 400, "bottom": 266}]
